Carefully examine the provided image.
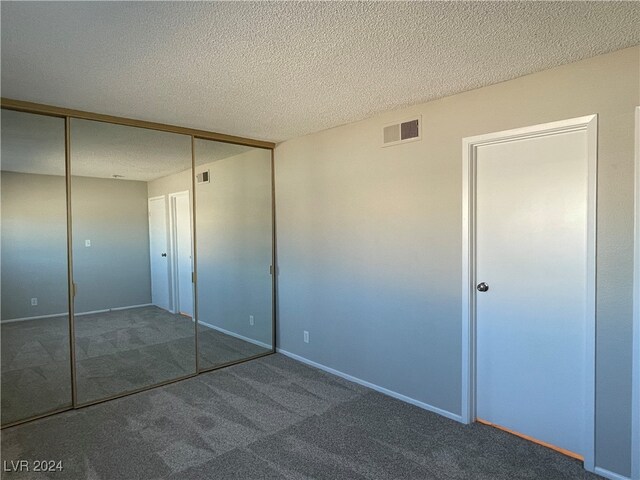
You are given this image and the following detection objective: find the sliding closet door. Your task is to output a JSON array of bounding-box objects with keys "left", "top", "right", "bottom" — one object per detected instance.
[
  {"left": 70, "top": 119, "right": 195, "bottom": 404},
  {"left": 194, "top": 139, "right": 274, "bottom": 370},
  {"left": 0, "top": 109, "right": 72, "bottom": 425}
]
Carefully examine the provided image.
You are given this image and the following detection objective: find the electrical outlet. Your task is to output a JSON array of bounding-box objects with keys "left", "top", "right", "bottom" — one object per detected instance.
[
  {"left": 303, "top": 330, "right": 309, "bottom": 343},
  {"left": 249, "top": 315, "right": 254, "bottom": 326},
  {"left": 85, "top": 239, "right": 91, "bottom": 247},
  {"left": 31, "top": 298, "right": 38, "bottom": 306}
]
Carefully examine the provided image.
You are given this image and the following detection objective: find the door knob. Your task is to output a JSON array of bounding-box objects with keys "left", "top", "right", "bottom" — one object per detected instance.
[
  {"left": 161, "top": 253, "right": 167, "bottom": 257},
  {"left": 476, "top": 282, "right": 489, "bottom": 292}
]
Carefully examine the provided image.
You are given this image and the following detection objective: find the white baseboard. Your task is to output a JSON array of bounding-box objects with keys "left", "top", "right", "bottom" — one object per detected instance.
[
  {"left": 594, "top": 467, "right": 631, "bottom": 480},
  {"left": 110, "top": 303, "right": 153, "bottom": 312},
  {"left": 1, "top": 303, "right": 154, "bottom": 323},
  {"left": 198, "top": 321, "right": 272, "bottom": 350},
  {"left": 1, "top": 312, "right": 68, "bottom": 323},
  {"left": 75, "top": 303, "right": 155, "bottom": 317},
  {"left": 277, "top": 348, "right": 463, "bottom": 423}
]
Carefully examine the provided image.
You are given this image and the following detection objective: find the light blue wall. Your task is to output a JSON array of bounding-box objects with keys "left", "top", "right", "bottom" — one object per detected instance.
[
  {"left": 148, "top": 147, "right": 274, "bottom": 347},
  {"left": 194, "top": 146, "right": 273, "bottom": 347},
  {"left": 71, "top": 176, "right": 152, "bottom": 313},
  {"left": 275, "top": 47, "right": 639, "bottom": 477},
  {"left": 1, "top": 172, "right": 68, "bottom": 320},
  {"left": 1, "top": 173, "right": 152, "bottom": 318}
]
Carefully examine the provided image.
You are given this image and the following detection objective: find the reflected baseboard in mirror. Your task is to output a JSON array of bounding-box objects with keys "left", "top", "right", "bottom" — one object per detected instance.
[{"left": 198, "top": 321, "right": 272, "bottom": 368}]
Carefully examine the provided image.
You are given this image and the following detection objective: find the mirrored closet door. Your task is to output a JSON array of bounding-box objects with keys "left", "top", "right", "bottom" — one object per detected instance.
[
  {"left": 70, "top": 119, "right": 196, "bottom": 404},
  {"left": 194, "top": 139, "right": 274, "bottom": 370},
  {"left": 1, "top": 110, "right": 72, "bottom": 425},
  {"left": 1, "top": 101, "right": 275, "bottom": 427}
]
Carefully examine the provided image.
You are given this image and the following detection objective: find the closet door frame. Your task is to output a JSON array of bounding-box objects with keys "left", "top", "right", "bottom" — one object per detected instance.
[{"left": 0, "top": 98, "right": 276, "bottom": 428}]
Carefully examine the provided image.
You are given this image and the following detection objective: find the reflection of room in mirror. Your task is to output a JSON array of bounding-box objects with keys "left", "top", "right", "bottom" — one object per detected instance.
[
  {"left": 1, "top": 110, "right": 275, "bottom": 425},
  {"left": 69, "top": 118, "right": 197, "bottom": 405},
  {"left": 193, "top": 139, "right": 274, "bottom": 370},
  {"left": 0, "top": 109, "right": 72, "bottom": 425},
  {"left": 149, "top": 139, "right": 274, "bottom": 370}
]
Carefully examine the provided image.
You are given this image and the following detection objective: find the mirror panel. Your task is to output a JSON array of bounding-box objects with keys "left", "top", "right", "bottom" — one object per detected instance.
[
  {"left": 0, "top": 105, "right": 275, "bottom": 424},
  {"left": 194, "top": 139, "right": 273, "bottom": 370},
  {"left": 1, "top": 109, "right": 72, "bottom": 424},
  {"left": 70, "top": 119, "right": 195, "bottom": 404}
]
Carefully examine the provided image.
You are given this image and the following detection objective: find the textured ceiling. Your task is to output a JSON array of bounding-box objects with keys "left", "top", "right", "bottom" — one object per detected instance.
[
  {"left": 1, "top": 2, "right": 639, "bottom": 143},
  {"left": 1, "top": 109, "right": 253, "bottom": 181}
]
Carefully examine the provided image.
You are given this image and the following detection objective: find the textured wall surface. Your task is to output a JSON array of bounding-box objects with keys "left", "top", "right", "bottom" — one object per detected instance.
[
  {"left": 275, "top": 47, "right": 640, "bottom": 477},
  {"left": 1, "top": 2, "right": 639, "bottom": 142}
]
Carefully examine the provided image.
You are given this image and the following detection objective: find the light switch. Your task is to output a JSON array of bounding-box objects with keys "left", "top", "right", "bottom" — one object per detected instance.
[{"left": 85, "top": 240, "right": 91, "bottom": 247}]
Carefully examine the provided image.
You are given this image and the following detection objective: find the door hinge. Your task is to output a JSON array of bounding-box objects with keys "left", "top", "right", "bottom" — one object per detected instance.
[
  {"left": 192, "top": 272, "right": 196, "bottom": 283},
  {"left": 72, "top": 283, "right": 77, "bottom": 297}
]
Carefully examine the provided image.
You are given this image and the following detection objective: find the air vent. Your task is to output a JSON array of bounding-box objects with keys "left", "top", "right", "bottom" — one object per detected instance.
[
  {"left": 382, "top": 116, "right": 421, "bottom": 147},
  {"left": 196, "top": 170, "right": 210, "bottom": 184},
  {"left": 383, "top": 124, "right": 400, "bottom": 144}
]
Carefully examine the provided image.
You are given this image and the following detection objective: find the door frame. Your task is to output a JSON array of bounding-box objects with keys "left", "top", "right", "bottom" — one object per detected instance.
[
  {"left": 168, "top": 190, "right": 193, "bottom": 317},
  {"left": 148, "top": 195, "right": 171, "bottom": 311},
  {"left": 460, "top": 115, "right": 598, "bottom": 471},
  {"left": 632, "top": 106, "right": 640, "bottom": 480}
]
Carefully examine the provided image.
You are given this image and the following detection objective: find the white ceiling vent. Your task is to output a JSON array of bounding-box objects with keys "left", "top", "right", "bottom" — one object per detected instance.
[
  {"left": 382, "top": 116, "right": 421, "bottom": 147},
  {"left": 196, "top": 170, "right": 210, "bottom": 184}
]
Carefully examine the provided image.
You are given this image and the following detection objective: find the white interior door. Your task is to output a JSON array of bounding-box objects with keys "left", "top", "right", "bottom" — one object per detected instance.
[
  {"left": 148, "top": 196, "right": 170, "bottom": 311},
  {"left": 172, "top": 192, "right": 193, "bottom": 317},
  {"left": 474, "top": 126, "right": 591, "bottom": 458}
]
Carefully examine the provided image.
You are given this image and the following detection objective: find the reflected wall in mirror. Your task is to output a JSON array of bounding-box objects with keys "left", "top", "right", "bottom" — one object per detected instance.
[
  {"left": 1, "top": 109, "right": 72, "bottom": 425},
  {"left": 70, "top": 119, "right": 195, "bottom": 404},
  {"left": 194, "top": 139, "right": 273, "bottom": 370}
]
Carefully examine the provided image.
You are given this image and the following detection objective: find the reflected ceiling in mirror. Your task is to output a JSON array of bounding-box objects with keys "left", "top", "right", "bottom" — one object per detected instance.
[
  {"left": 194, "top": 141, "right": 253, "bottom": 167},
  {"left": 70, "top": 119, "right": 191, "bottom": 181},
  {"left": 1, "top": 109, "right": 65, "bottom": 175}
]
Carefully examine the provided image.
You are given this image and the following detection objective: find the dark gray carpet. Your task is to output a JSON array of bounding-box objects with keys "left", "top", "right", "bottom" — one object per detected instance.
[
  {"left": 1, "top": 354, "right": 600, "bottom": 480},
  {"left": 1, "top": 306, "right": 269, "bottom": 424},
  {"left": 198, "top": 327, "right": 270, "bottom": 370}
]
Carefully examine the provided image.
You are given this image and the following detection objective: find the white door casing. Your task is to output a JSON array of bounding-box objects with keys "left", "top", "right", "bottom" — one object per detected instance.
[
  {"left": 148, "top": 196, "right": 171, "bottom": 311},
  {"left": 461, "top": 115, "right": 597, "bottom": 471},
  {"left": 169, "top": 191, "right": 193, "bottom": 317}
]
